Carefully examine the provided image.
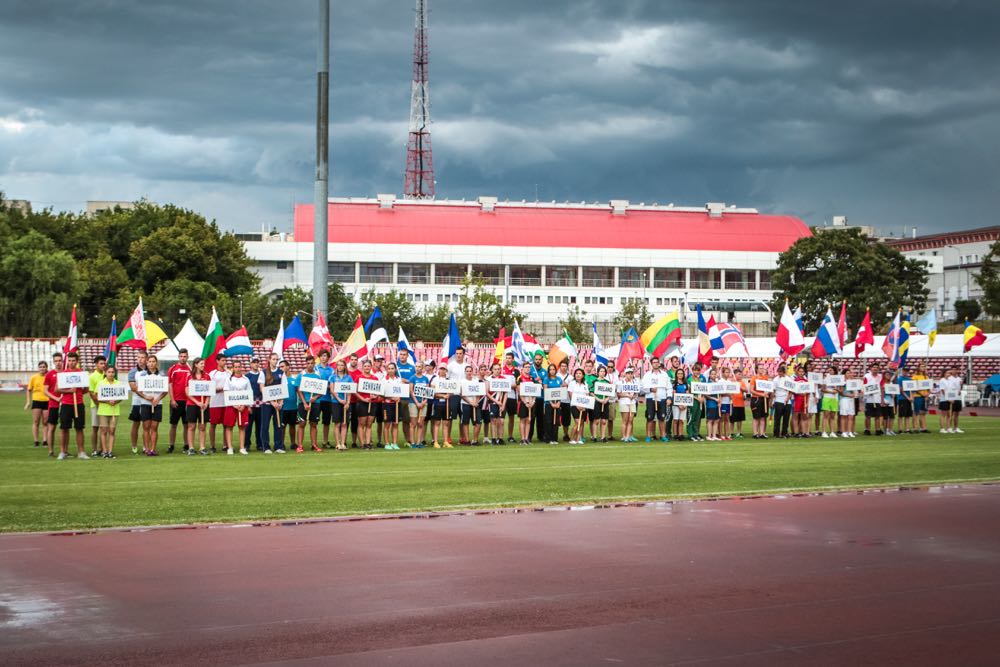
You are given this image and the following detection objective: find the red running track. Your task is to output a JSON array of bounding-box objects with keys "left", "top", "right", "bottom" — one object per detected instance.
[{"left": 2, "top": 486, "right": 1000, "bottom": 666}]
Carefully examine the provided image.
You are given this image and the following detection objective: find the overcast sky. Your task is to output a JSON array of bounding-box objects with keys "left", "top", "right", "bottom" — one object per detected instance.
[{"left": 2, "top": 0, "right": 998, "bottom": 235}]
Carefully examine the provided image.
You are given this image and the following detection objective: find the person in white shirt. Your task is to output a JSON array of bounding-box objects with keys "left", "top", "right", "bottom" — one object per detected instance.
[
  {"left": 208, "top": 354, "right": 232, "bottom": 453},
  {"left": 641, "top": 358, "right": 670, "bottom": 443},
  {"left": 135, "top": 354, "right": 167, "bottom": 456},
  {"left": 938, "top": 368, "right": 965, "bottom": 434},
  {"left": 863, "top": 362, "right": 883, "bottom": 436},
  {"left": 771, "top": 363, "right": 791, "bottom": 438},
  {"left": 566, "top": 368, "right": 590, "bottom": 444},
  {"left": 445, "top": 347, "right": 467, "bottom": 433},
  {"left": 838, "top": 369, "right": 859, "bottom": 437},
  {"left": 616, "top": 367, "right": 639, "bottom": 442},
  {"left": 223, "top": 360, "right": 252, "bottom": 455}
]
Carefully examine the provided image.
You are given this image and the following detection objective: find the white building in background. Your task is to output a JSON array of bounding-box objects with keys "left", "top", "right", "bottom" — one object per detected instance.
[
  {"left": 886, "top": 226, "right": 999, "bottom": 320},
  {"left": 242, "top": 196, "right": 812, "bottom": 338}
]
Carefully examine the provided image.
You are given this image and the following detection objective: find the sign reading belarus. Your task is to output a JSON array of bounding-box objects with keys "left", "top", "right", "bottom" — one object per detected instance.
[
  {"left": 224, "top": 389, "right": 254, "bottom": 406},
  {"left": 544, "top": 387, "right": 567, "bottom": 402},
  {"left": 754, "top": 379, "right": 774, "bottom": 393},
  {"left": 518, "top": 382, "right": 541, "bottom": 398},
  {"left": 358, "top": 378, "right": 384, "bottom": 395},
  {"left": 262, "top": 382, "right": 289, "bottom": 402},
  {"left": 488, "top": 377, "right": 512, "bottom": 394},
  {"left": 299, "top": 376, "right": 329, "bottom": 397},
  {"left": 187, "top": 380, "right": 214, "bottom": 397},
  {"left": 333, "top": 381, "right": 357, "bottom": 395},
  {"left": 138, "top": 374, "right": 169, "bottom": 394},
  {"left": 673, "top": 393, "right": 695, "bottom": 407},
  {"left": 593, "top": 382, "right": 615, "bottom": 399},
  {"left": 97, "top": 383, "right": 129, "bottom": 402},
  {"left": 413, "top": 384, "right": 435, "bottom": 400},
  {"left": 571, "top": 393, "right": 595, "bottom": 409},
  {"left": 57, "top": 371, "right": 88, "bottom": 390}
]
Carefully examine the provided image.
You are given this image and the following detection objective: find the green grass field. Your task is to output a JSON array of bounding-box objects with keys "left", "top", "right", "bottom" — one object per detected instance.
[{"left": 1, "top": 394, "right": 998, "bottom": 533}]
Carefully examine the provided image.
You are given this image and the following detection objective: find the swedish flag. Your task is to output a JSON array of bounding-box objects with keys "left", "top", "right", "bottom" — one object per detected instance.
[{"left": 897, "top": 311, "right": 911, "bottom": 365}]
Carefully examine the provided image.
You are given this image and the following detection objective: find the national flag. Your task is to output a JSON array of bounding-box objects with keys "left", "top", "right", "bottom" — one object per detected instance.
[
  {"left": 776, "top": 300, "right": 806, "bottom": 357},
  {"left": 283, "top": 315, "right": 309, "bottom": 350},
  {"left": 493, "top": 327, "right": 506, "bottom": 362},
  {"left": 272, "top": 318, "right": 285, "bottom": 362},
  {"left": 63, "top": 304, "right": 78, "bottom": 368},
  {"left": 696, "top": 305, "right": 714, "bottom": 365},
  {"left": 854, "top": 307, "right": 875, "bottom": 357},
  {"left": 640, "top": 311, "right": 682, "bottom": 358},
  {"left": 716, "top": 322, "right": 748, "bottom": 355},
  {"left": 964, "top": 319, "right": 987, "bottom": 353},
  {"left": 116, "top": 299, "right": 148, "bottom": 350},
  {"left": 397, "top": 327, "right": 415, "bottom": 356},
  {"left": 837, "top": 301, "right": 848, "bottom": 348},
  {"left": 615, "top": 327, "right": 646, "bottom": 373},
  {"left": 511, "top": 321, "right": 528, "bottom": 365},
  {"left": 224, "top": 326, "right": 254, "bottom": 357},
  {"left": 201, "top": 307, "right": 226, "bottom": 372},
  {"left": 440, "top": 313, "right": 460, "bottom": 362},
  {"left": 592, "top": 322, "right": 608, "bottom": 366},
  {"left": 308, "top": 311, "right": 334, "bottom": 356},
  {"left": 914, "top": 309, "right": 937, "bottom": 348},
  {"left": 104, "top": 316, "right": 118, "bottom": 366},
  {"left": 547, "top": 330, "right": 578, "bottom": 367},
  {"left": 810, "top": 306, "right": 842, "bottom": 358},
  {"left": 896, "top": 312, "right": 911, "bottom": 365},
  {"left": 364, "top": 306, "right": 389, "bottom": 349},
  {"left": 881, "top": 310, "right": 901, "bottom": 361},
  {"left": 707, "top": 315, "right": 725, "bottom": 353},
  {"left": 334, "top": 315, "right": 369, "bottom": 361},
  {"left": 793, "top": 305, "right": 805, "bottom": 333}
]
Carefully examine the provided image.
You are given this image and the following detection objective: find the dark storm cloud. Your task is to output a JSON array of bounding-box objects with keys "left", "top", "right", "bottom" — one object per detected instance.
[{"left": 1, "top": 0, "right": 997, "bottom": 233}]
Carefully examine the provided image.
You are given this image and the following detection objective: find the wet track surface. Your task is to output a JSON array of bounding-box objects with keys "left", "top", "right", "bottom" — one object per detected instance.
[{"left": 2, "top": 485, "right": 999, "bottom": 666}]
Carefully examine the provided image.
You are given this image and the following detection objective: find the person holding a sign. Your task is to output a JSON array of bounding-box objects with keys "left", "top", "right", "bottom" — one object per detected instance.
[
  {"left": 536, "top": 364, "right": 561, "bottom": 446},
  {"left": 260, "top": 353, "right": 285, "bottom": 453},
  {"left": 485, "top": 363, "right": 506, "bottom": 445},
  {"left": 671, "top": 368, "right": 690, "bottom": 441},
  {"left": 95, "top": 364, "right": 124, "bottom": 458},
  {"left": 501, "top": 352, "right": 519, "bottom": 443},
  {"left": 731, "top": 368, "right": 748, "bottom": 440},
  {"left": 879, "top": 369, "right": 898, "bottom": 436},
  {"left": 593, "top": 366, "right": 617, "bottom": 443},
  {"left": 896, "top": 366, "right": 914, "bottom": 434},
  {"left": 166, "top": 349, "right": 191, "bottom": 454},
  {"left": 615, "top": 367, "right": 639, "bottom": 442},
  {"left": 641, "top": 358, "right": 669, "bottom": 443},
  {"left": 771, "top": 363, "right": 792, "bottom": 439},
  {"left": 791, "top": 365, "right": 812, "bottom": 438},
  {"left": 126, "top": 349, "right": 147, "bottom": 455},
  {"left": 820, "top": 367, "right": 841, "bottom": 439},
  {"left": 911, "top": 362, "right": 930, "bottom": 433},
  {"left": 185, "top": 357, "right": 211, "bottom": 454},
  {"left": 410, "top": 361, "right": 431, "bottom": 448},
  {"left": 703, "top": 369, "right": 722, "bottom": 441},
  {"left": 430, "top": 364, "right": 454, "bottom": 448},
  {"left": 566, "top": 368, "right": 590, "bottom": 444},
  {"left": 280, "top": 360, "right": 301, "bottom": 451},
  {"left": 24, "top": 359, "right": 48, "bottom": 449},
  {"left": 862, "top": 362, "right": 884, "bottom": 436},
  {"left": 56, "top": 351, "right": 89, "bottom": 459},
  {"left": 380, "top": 363, "right": 402, "bottom": 450},
  {"left": 135, "top": 355, "right": 167, "bottom": 455},
  {"left": 295, "top": 355, "right": 323, "bottom": 452},
  {"left": 87, "top": 354, "right": 108, "bottom": 457},
  {"left": 354, "top": 359, "right": 379, "bottom": 450},
  {"left": 748, "top": 363, "right": 771, "bottom": 439},
  {"left": 474, "top": 364, "right": 492, "bottom": 445},
  {"left": 516, "top": 363, "right": 539, "bottom": 445},
  {"left": 838, "top": 369, "right": 859, "bottom": 438},
  {"left": 329, "top": 359, "right": 353, "bottom": 451},
  {"left": 718, "top": 366, "right": 736, "bottom": 441},
  {"left": 43, "top": 351, "right": 63, "bottom": 456},
  {"left": 941, "top": 366, "right": 965, "bottom": 434},
  {"left": 222, "top": 359, "right": 251, "bottom": 455},
  {"left": 208, "top": 354, "right": 231, "bottom": 453}
]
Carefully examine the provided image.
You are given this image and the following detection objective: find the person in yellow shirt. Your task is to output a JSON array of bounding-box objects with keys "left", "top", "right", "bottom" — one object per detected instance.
[
  {"left": 911, "top": 362, "right": 930, "bottom": 433},
  {"left": 96, "top": 366, "right": 126, "bottom": 459},
  {"left": 24, "top": 360, "right": 49, "bottom": 448}
]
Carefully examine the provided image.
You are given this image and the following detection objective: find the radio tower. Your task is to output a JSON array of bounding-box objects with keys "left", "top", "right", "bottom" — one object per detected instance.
[{"left": 404, "top": 0, "right": 434, "bottom": 199}]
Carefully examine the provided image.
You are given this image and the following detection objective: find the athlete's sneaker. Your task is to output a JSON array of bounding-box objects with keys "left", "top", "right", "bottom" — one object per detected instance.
[
  {"left": 275, "top": 448, "right": 285, "bottom": 454},
  {"left": 507, "top": 437, "right": 515, "bottom": 443},
  {"left": 239, "top": 448, "right": 248, "bottom": 456},
  {"left": 263, "top": 449, "right": 272, "bottom": 455},
  {"left": 442, "top": 442, "right": 453, "bottom": 448},
  {"left": 227, "top": 448, "right": 234, "bottom": 455},
  {"left": 295, "top": 447, "right": 304, "bottom": 453},
  {"left": 77, "top": 452, "right": 90, "bottom": 460},
  {"left": 821, "top": 432, "right": 829, "bottom": 438},
  {"left": 131, "top": 446, "right": 138, "bottom": 454},
  {"left": 57, "top": 452, "right": 67, "bottom": 460},
  {"left": 954, "top": 428, "right": 964, "bottom": 434},
  {"left": 312, "top": 445, "right": 323, "bottom": 452},
  {"left": 433, "top": 442, "right": 441, "bottom": 448}
]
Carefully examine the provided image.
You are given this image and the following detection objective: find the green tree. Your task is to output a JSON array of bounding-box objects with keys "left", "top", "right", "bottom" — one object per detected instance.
[
  {"left": 953, "top": 299, "right": 981, "bottom": 323},
  {"left": 414, "top": 303, "right": 452, "bottom": 342},
  {"left": 975, "top": 238, "right": 1000, "bottom": 317},
  {"left": 559, "top": 304, "right": 589, "bottom": 343},
  {"left": 77, "top": 252, "right": 130, "bottom": 333},
  {"left": 612, "top": 299, "right": 652, "bottom": 334},
  {"left": 358, "top": 288, "right": 418, "bottom": 339},
  {"left": 770, "top": 228, "right": 929, "bottom": 330},
  {"left": 0, "top": 231, "right": 81, "bottom": 336},
  {"left": 453, "top": 275, "right": 523, "bottom": 341}
]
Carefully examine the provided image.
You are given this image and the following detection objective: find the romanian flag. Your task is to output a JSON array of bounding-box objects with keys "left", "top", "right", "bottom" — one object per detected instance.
[
  {"left": 964, "top": 319, "right": 987, "bottom": 353},
  {"left": 640, "top": 311, "right": 682, "bottom": 357}
]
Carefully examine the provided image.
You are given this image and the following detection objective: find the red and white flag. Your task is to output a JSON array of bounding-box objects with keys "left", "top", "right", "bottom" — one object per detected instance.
[
  {"left": 836, "top": 300, "right": 848, "bottom": 348},
  {"left": 854, "top": 308, "right": 875, "bottom": 357},
  {"left": 308, "top": 311, "right": 334, "bottom": 356},
  {"left": 775, "top": 300, "right": 805, "bottom": 357},
  {"left": 63, "top": 304, "right": 78, "bottom": 368}
]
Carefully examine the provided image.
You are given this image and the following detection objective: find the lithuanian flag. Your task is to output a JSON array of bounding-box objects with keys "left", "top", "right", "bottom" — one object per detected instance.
[
  {"left": 964, "top": 319, "right": 987, "bottom": 353},
  {"left": 640, "top": 311, "right": 682, "bottom": 357}
]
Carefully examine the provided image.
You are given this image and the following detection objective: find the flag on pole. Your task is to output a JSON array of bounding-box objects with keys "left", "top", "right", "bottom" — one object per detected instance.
[
  {"left": 776, "top": 300, "right": 806, "bottom": 357},
  {"left": 615, "top": 327, "right": 646, "bottom": 373},
  {"left": 334, "top": 315, "right": 368, "bottom": 361},
  {"left": 914, "top": 309, "right": 937, "bottom": 348},
  {"left": 116, "top": 298, "right": 148, "bottom": 350},
  {"left": 696, "top": 305, "right": 714, "bottom": 365},
  {"left": 104, "top": 316, "right": 118, "bottom": 366},
  {"left": 640, "top": 311, "right": 682, "bottom": 358},
  {"left": 547, "top": 330, "right": 578, "bottom": 367},
  {"left": 854, "top": 307, "right": 874, "bottom": 357},
  {"left": 964, "top": 319, "right": 987, "bottom": 353},
  {"left": 272, "top": 318, "right": 285, "bottom": 362},
  {"left": 592, "top": 322, "right": 608, "bottom": 366},
  {"left": 810, "top": 306, "right": 842, "bottom": 358},
  {"left": 837, "top": 301, "right": 848, "bottom": 348},
  {"left": 896, "top": 311, "right": 911, "bottom": 365},
  {"left": 440, "top": 313, "right": 460, "bottom": 362},
  {"left": 882, "top": 310, "right": 902, "bottom": 361},
  {"left": 224, "top": 326, "right": 254, "bottom": 357},
  {"left": 63, "top": 304, "right": 78, "bottom": 368},
  {"left": 715, "top": 322, "right": 748, "bottom": 355},
  {"left": 707, "top": 315, "right": 725, "bottom": 354},
  {"left": 397, "top": 327, "right": 415, "bottom": 356},
  {"left": 793, "top": 305, "right": 805, "bottom": 333},
  {"left": 202, "top": 307, "right": 226, "bottom": 372},
  {"left": 511, "top": 321, "right": 528, "bottom": 365},
  {"left": 364, "top": 306, "right": 389, "bottom": 349},
  {"left": 283, "top": 315, "right": 308, "bottom": 350},
  {"left": 308, "top": 311, "right": 334, "bottom": 356},
  {"left": 493, "top": 327, "right": 506, "bottom": 362}
]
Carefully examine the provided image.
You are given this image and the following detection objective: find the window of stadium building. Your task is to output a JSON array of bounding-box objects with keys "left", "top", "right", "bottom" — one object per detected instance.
[
  {"left": 435, "top": 264, "right": 467, "bottom": 285},
  {"left": 547, "top": 266, "right": 578, "bottom": 287},
  {"left": 509, "top": 265, "right": 541, "bottom": 286},
  {"left": 724, "top": 270, "right": 754, "bottom": 290},
  {"left": 397, "top": 263, "right": 430, "bottom": 284},
  {"left": 471, "top": 264, "right": 503, "bottom": 286},
  {"left": 690, "top": 269, "right": 722, "bottom": 290},
  {"left": 359, "top": 262, "right": 392, "bottom": 284},
  {"left": 619, "top": 267, "right": 649, "bottom": 288},
  {"left": 327, "top": 262, "right": 356, "bottom": 284},
  {"left": 582, "top": 266, "right": 614, "bottom": 288},
  {"left": 758, "top": 270, "right": 771, "bottom": 290},
  {"left": 653, "top": 268, "right": 685, "bottom": 289}
]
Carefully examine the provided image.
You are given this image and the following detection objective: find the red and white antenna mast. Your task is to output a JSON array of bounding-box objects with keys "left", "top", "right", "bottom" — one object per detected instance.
[{"left": 404, "top": 0, "right": 434, "bottom": 199}]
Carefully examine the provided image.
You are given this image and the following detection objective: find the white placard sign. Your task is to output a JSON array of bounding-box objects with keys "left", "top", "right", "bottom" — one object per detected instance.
[
  {"left": 691, "top": 382, "right": 712, "bottom": 395},
  {"left": 57, "top": 371, "right": 88, "bottom": 390},
  {"left": 519, "top": 382, "right": 541, "bottom": 398},
  {"left": 883, "top": 383, "right": 900, "bottom": 396},
  {"left": 845, "top": 379, "right": 864, "bottom": 392},
  {"left": 593, "top": 381, "right": 615, "bottom": 399},
  {"left": 138, "top": 374, "right": 169, "bottom": 394},
  {"left": 334, "top": 381, "right": 357, "bottom": 395},
  {"left": 944, "top": 389, "right": 961, "bottom": 401},
  {"left": 571, "top": 393, "right": 595, "bottom": 409},
  {"left": 673, "top": 393, "right": 695, "bottom": 407},
  {"left": 793, "top": 381, "right": 815, "bottom": 395},
  {"left": 808, "top": 372, "right": 824, "bottom": 383},
  {"left": 717, "top": 381, "right": 741, "bottom": 394},
  {"left": 863, "top": 382, "right": 881, "bottom": 396},
  {"left": 436, "top": 379, "right": 460, "bottom": 395},
  {"left": 619, "top": 382, "right": 641, "bottom": 394},
  {"left": 383, "top": 381, "right": 406, "bottom": 399},
  {"left": 187, "top": 380, "right": 214, "bottom": 397},
  {"left": 299, "top": 376, "right": 329, "bottom": 396},
  {"left": 825, "top": 375, "right": 846, "bottom": 387},
  {"left": 917, "top": 379, "right": 934, "bottom": 391},
  {"left": 358, "top": 378, "right": 384, "bottom": 395},
  {"left": 462, "top": 381, "right": 486, "bottom": 397},
  {"left": 262, "top": 382, "right": 289, "bottom": 402},
  {"left": 778, "top": 377, "right": 797, "bottom": 391},
  {"left": 413, "top": 384, "right": 435, "bottom": 400},
  {"left": 902, "top": 380, "right": 918, "bottom": 392},
  {"left": 224, "top": 389, "right": 253, "bottom": 406},
  {"left": 544, "top": 387, "right": 567, "bottom": 402},
  {"left": 755, "top": 379, "right": 774, "bottom": 393},
  {"left": 97, "top": 383, "right": 129, "bottom": 402},
  {"left": 488, "top": 377, "right": 512, "bottom": 393}
]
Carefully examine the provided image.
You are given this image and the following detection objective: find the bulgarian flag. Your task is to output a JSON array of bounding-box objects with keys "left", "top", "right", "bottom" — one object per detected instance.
[
  {"left": 547, "top": 330, "right": 577, "bottom": 367},
  {"left": 640, "top": 311, "right": 681, "bottom": 358},
  {"left": 117, "top": 298, "right": 170, "bottom": 351},
  {"left": 202, "top": 307, "right": 226, "bottom": 372}
]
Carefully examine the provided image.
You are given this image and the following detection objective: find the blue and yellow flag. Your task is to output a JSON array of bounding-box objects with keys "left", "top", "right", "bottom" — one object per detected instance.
[
  {"left": 914, "top": 309, "right": 937, "bottom": 348},
  {"left": 896, "top": 311, "right": 911, "bottom": 365}
]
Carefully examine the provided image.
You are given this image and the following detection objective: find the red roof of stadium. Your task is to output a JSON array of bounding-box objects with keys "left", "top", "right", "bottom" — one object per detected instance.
[{"left": 293, "top": 201, "right": 810, "bottom": 252}]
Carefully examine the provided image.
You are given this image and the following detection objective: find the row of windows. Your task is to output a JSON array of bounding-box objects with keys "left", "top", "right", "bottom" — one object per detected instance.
[{"left": 324, "top": 262, "right": 771, "bottom": 289}]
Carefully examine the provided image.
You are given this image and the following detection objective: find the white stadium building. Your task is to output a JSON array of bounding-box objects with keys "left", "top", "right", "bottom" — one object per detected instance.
[{"left": 242, "top": 196, "right": 813, "bottom": 338}]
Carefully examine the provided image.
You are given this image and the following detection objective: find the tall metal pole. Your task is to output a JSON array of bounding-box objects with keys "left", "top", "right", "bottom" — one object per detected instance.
[{"left": 312, "top": 0, "right": 330, "bottom": 319}]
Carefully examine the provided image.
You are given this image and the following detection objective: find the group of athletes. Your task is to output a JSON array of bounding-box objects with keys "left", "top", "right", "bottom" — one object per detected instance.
[{"left": 24, "top": 345, "right": 968, "bottom": 459}]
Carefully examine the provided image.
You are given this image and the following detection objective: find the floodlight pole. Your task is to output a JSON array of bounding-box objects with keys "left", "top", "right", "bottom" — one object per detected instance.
[{"left": 312, "top": 0, "right": 330, "bottom": 319}]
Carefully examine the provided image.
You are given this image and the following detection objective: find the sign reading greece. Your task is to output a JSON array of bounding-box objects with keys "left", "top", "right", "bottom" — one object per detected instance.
[
  {"left": 138, "top": 374, "right": 169, "bottom": 394},
  {"left": 57, "top": 371, "right": 89, "bottom": 390},
  {"left": 224, "top": 389, "right": 253, "bottom": 406},
  {"left": 673, "top": 393, "right": 695, "bottom": 407},
  {"left": 462, "top": 381, "right": 486, "bottom": 397},
  {"left": 299, "top": 376, "right": 329, "bottom": 396},
  {"left": 544, "top": 387, "right": 567, "bottom": 402},
  {"left": 413, "top": 384, "right": 435, "bottom": 400},
  {"left": 358, "top": 378, "right": 384, "bottom": 395},
  {"left": 488, "top": 377, "right": 512, "bottom": 393},
  {"left": 519, "top": 382, "right": 542, "bottom": 398},
  {"left": 262, "top": 382, "right": 289, "bottom": 402},
  {"left": 593, "top": 381, "right": 615, "bottom": 399},
  {"left": 334, "top": 381, "right": 357, "bottom": 395},
  {"left": 187, "top": 380, "right": 214, "bottom": 397},
  {"left": 571, "top": 393, "right": 595, "bottom": 409},
  {"left": 755, "top": 379, "right": 774, "bottom": 393},
  {"left": 97, "top": 383, "right": 129, "bottom": 402}
]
